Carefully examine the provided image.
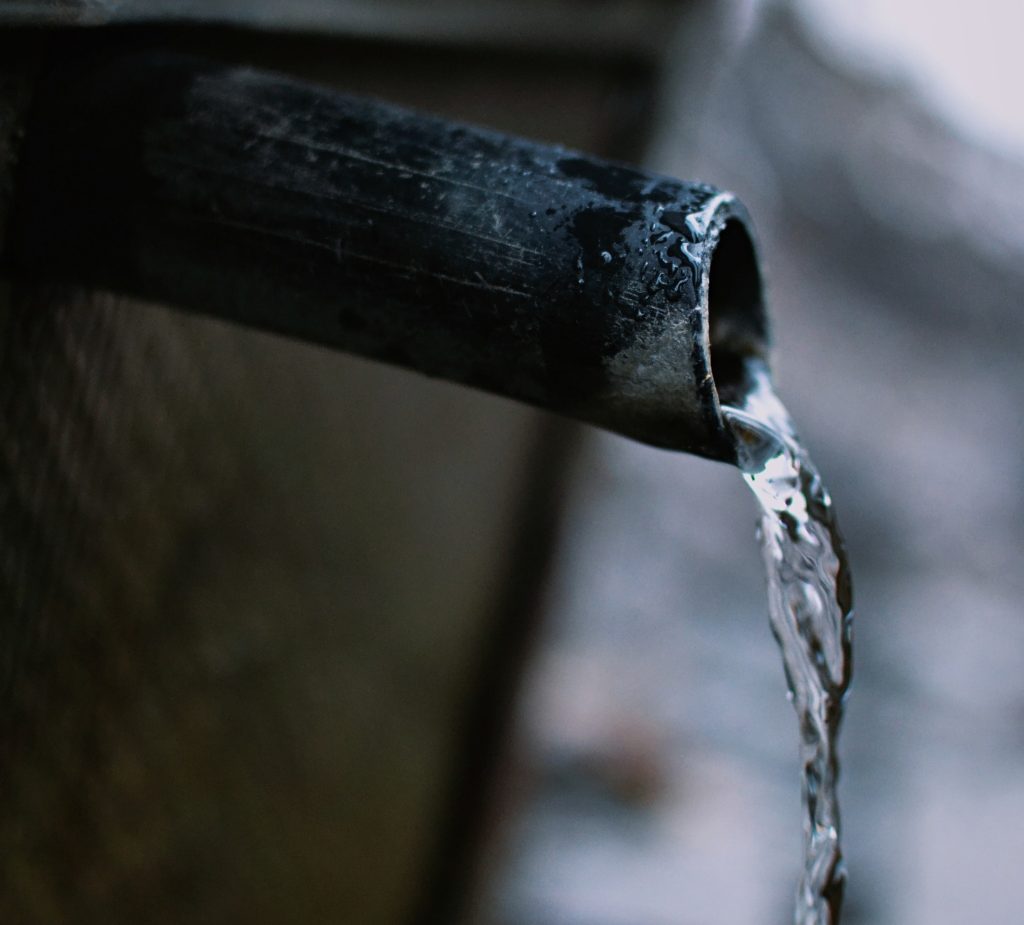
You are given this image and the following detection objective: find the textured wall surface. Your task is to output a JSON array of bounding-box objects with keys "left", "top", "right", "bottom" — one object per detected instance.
[{"left": 0, "top": 293, "right": 542, "bottom": 923}]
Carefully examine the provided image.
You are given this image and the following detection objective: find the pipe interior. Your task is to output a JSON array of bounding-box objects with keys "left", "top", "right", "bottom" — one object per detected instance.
[{"left": 707, "top": 219, "right": 767, "bottom": 408}]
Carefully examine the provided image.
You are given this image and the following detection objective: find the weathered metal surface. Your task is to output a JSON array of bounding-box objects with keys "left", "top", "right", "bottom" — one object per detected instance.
[{"left": 7, "top": 51, "right": 767, "bottom": 460}]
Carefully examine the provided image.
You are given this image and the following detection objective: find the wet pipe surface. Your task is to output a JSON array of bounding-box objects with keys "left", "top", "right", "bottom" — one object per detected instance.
[{"left": 8, "top": 48, "right": 765, "bottom": 457}]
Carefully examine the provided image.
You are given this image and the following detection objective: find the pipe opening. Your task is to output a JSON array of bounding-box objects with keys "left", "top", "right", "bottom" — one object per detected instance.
[{"left": 707, "top": 219, "right": 767, "bottom": 408}]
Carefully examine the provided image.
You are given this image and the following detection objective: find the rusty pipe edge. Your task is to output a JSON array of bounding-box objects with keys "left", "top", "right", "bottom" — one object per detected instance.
[{"left": 3, "top": 49, "right": 769, "bottom": 461}]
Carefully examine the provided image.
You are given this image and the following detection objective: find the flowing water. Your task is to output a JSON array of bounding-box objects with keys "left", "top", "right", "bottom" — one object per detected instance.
[{"left": 722, "top": 360, "right": 854, "bottom": 925}]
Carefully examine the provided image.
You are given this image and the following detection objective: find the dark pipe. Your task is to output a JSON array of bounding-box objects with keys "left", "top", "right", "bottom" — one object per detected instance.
[{"left": 5, "top": 51, "right": 768, "bottom": 461}]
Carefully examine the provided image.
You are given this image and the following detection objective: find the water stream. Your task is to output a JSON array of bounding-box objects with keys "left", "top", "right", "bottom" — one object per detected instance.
[{"left": 722, "top": 360, "right": 854, "bottom": 925}]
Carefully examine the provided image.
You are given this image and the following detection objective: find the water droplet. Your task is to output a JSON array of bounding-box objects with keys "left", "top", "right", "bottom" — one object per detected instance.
[{"left": 600, "top": 251, "right": 612, "bottom": 264}]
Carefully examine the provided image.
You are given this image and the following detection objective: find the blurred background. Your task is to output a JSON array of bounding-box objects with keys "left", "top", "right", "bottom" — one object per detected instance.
[
  {"left": 2, "top": 2, "right": 1023, "bottom": 924},
  {"left": 485, "top": 2, "right": 1024, "bottom": 924}
]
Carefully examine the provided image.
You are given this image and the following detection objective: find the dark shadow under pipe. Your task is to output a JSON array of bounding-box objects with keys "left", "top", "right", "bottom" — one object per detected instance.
[{"left": 5, "top": 50, "right": 768, "bottom": 462}]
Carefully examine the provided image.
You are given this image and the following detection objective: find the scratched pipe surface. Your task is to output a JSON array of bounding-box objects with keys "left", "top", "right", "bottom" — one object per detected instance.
[{"left": 6, "top": 51, "right": 767, "bottom": 460}]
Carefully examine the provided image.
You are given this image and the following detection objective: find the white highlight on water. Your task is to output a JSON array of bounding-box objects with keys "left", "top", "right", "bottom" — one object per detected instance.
[{"left": 723, "top": 360, "right": 854, "bottom": 925}]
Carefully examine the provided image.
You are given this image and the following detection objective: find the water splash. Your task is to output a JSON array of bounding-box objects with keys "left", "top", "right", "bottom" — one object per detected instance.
[{"left": 723, "top": 360, "right": 854, "bottom": 925}]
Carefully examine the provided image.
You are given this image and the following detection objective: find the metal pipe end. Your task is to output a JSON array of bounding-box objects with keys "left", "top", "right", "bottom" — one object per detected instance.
[
  {"left": 704, "top": 201, "right": 769, "bottom": 417},
  {"left": 601, "top": 191, "right": 769, "bottom": 460}
]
